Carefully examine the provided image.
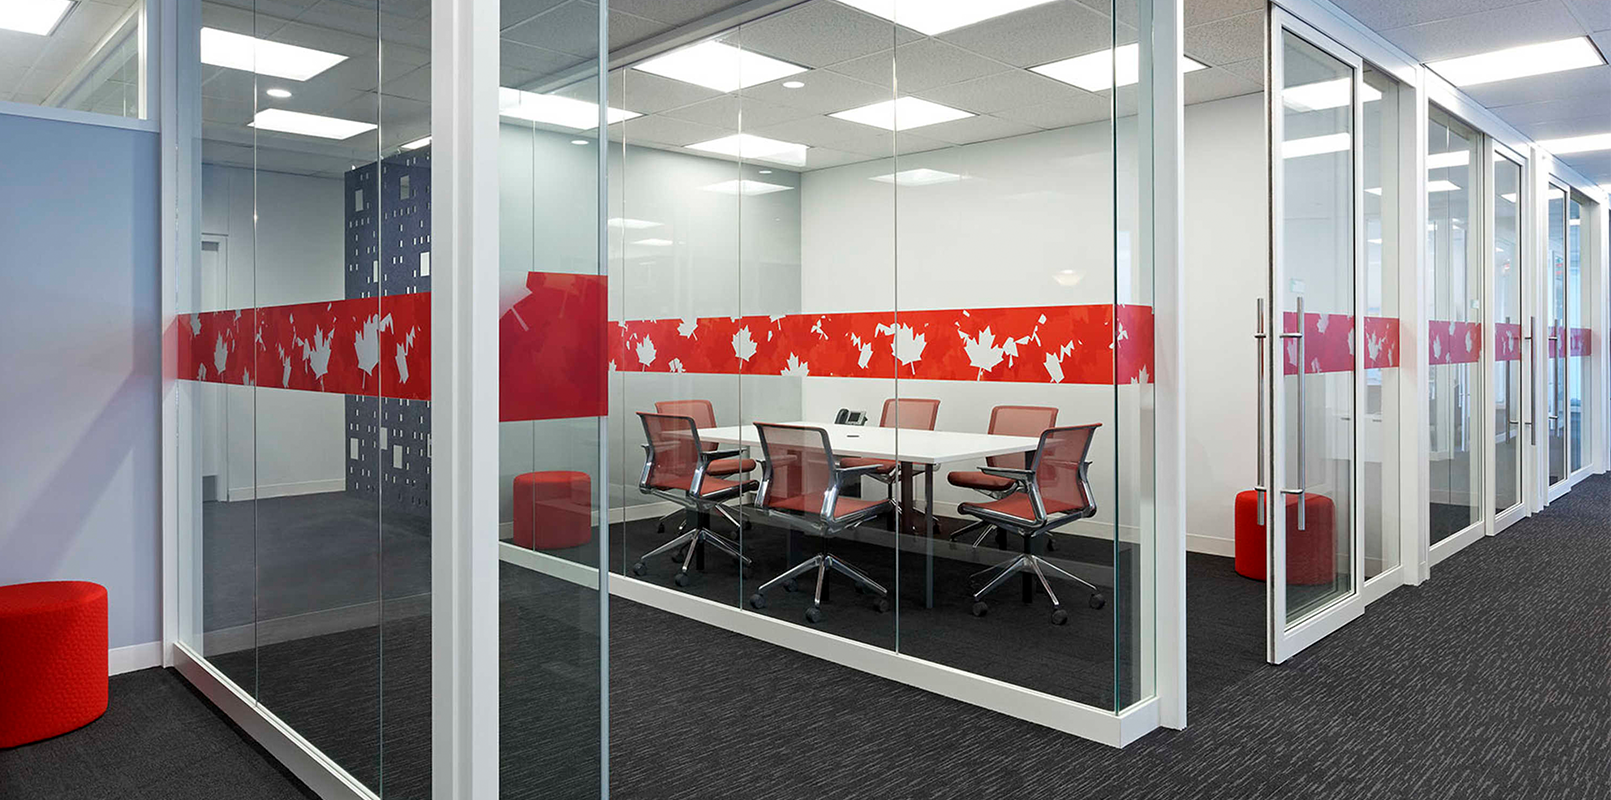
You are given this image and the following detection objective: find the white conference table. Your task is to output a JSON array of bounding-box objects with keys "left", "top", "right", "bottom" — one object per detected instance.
[{"left": 698, "top": 421, "right": 1043, "bottom": 607}]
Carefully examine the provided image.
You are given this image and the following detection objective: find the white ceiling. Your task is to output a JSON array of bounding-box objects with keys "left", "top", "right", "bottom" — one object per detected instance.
[
  {"left": 1331, "top": 0, "right": 1611, "bottom": 185},
  {"left": 0, "top": 0, "right": 138, "bottom": 108}
]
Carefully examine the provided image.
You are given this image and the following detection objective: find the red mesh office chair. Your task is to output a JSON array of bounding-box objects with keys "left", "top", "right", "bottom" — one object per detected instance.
[
  {"left": 956, "top": 424, "right": 1106, "bottom": 625},
  {"left": 946, "top": 405, "right": 1059, "bottom": 548},
  {"left": 839, "top": 397, "right": 941, "bottom": 477},
  {"left": 747, "top": 423, "right": 895, "bottom": 623},
  {"left": 652, "top": 399, "right": 756, "bottom": 537},
  {"left": 632, "top": 412, "right": 755, "bottom": 587}
]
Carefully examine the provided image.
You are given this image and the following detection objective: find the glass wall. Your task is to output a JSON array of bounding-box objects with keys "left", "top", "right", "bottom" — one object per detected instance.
[
  {"left": 0, "top": 0, "right": 145, "bottom": 118},
  {"left": 1425, "top": 106, "right": 1483, "bottom": 545},
  {"left": 601, "top": 0, "right": 1154, "bottom": 714},
  {"left": 175, "top": 0, "right": 434, "bottom": 794},
  {"left": 1361, "top": 65, "right": 1400, "bottom": 580},
  {"left": 1547, "top": 185, "right": 1568, "bottom": 485},
  {"left": 1493, "top": 152, "right": 1523, "bottom": 515},
  {"left": 1567, "top": 194, "right": 1589, "bottom": 474}
]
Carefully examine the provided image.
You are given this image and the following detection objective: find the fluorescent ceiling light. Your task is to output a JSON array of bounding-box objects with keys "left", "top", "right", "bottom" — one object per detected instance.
[
  {"left": 1427, "top": 150, "right": 1470, "bottom": 169},
  {"left": 686, "top": 134, "right": 808, "bottom": 167},
  {"left": 1427, "top": 37, "right": 1605, "bottom": 87},
  {"left": 249, "top": 109, "right": 376, "bottom": 140},
  {"left": 1366, "top": 187, "right": 1383, "bottom": 196},
  {"left": 1282, "top": 78, "right": 1383, "bottom": 112},
  {"left": 836, "top": 0, "right": 1057, "bottom": 35},
  {"left": 1501, "top": 192, "right": 1517, "bottom": 203},
  {"left": 498, "top": 88, "right": 639, "bottom": 130},
  {"left": 632, "top": 40, "right": 806, "bottom": 92},
  {"left": 1282, "top": 132, "right": 1350, "bottom": 159},
  {"left": 265, "top": 88, "right": 293, "bottom": 99},
  {"left": 701, "top": 179, "right": 794, "bottom": 196},
  {"left": 1427, "top": 179, "right": 1462, "bottom": 193},
  {"left": 401, "top": 136, "right": 431, "bottom": 150},
  {"left": 1570, "top": 218, "right": 1581, "bottom": 226},
  {"left": 1537, "top": 132, "right": 1611, "bottom": 155},
  {"left": 607, "top": 218, "right": 662, "bottom": 229},
  {"left": 871, "top": 168, "right": 964, "bottom": 186},
  {"left": 782, "top": 80, "right": 805, "bottom": 89},
  {"left": 0, "top": 0, "right": 73, "bottom": 36},
  {"left": 1031, "top": 43, "right": 1207, "bottom": 92},
  {"left": 829, "top": 97, "right": 973, "bottom": 131},
  {"left": 201, "top": 28, "right": 348, "bottom": 82},
  {"left": 634, "top": 238, "right": 674, "bottom": 246}
]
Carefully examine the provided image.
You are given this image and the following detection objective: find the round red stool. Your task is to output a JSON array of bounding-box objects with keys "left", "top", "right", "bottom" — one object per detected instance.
[
  {"left": 1233, "top": 490, "right": 1336, "bottom": 585},
  {"left": 0, "top": 581, "right": 108, "bottom": 748},
  {"left": 512, "top": 471, "right": 593, "bottom": 550}
]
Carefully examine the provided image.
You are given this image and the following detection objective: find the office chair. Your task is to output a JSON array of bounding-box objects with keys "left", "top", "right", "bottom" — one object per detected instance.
[
  {"left": 839, "top": 398, "right": 940, "bottom": 531},
  {"left": 947, "top": 405, "right": 1059, "bottom": 549},
  {"left": 650, "top": 400, "right": 756, "bottom": 539},
  {"left": 956, "top": 424, "right": 1106, "bottom": 625},
  {"left": 747, "top": 423, "right": 894, "bottom": 623},
  {"left": 632, "top": 412, "right": 754, "bottom": 587}
]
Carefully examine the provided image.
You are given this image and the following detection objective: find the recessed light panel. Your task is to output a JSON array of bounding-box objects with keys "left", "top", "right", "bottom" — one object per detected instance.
[
  {"left": 249, "top": 109, "right": 377, "bottom": 140},
  {"left": 686, "top": 134, "right": 809, "bottom": 167},
  {"left": 1032, "top": 43, "right": 1207, "bottom": 92},
  {"left": 1427, "top": 37, "right": 1604, "bottom": 87},
  {"left": 830, "top": 96, "right": 974, "bottom": 131},
  {"left": 1282, "top": 78, "right": 1383, "bottom": 112},
  {"left": 201, "top": 28, "right": 348, "bottom": 82},
  {"left": 634, "top": 238, "right": 674, "bottom": 246},
  {"left": 701, "top": 180, "right": 795, "bottom": 196},
  {"left": 632, "top": 41, "right": 806, "bottom": 92},
  {"left": 0, "top": 0, "right": 73, "bottom": 36},
  {"left": 1537, "top": 132, "right": 1611, "bottom": 155},
  {"left": 870, "top": 168, "right": 965, "bottom": 186},
  {"left": 1427, "top": 179, "right": 1462, "bottom": 193},
  {"left": 837, "top": 0, "right": 1057, "bottom": 35},
  {"left": 607, "top": 218, "right": 663, "bottom": 229},
  {"left": 498, "top": 88, "right": 639, "bottom": 130},
  {"left": 1282, "top": 133, "right": 1350, "bottom": 159},
  {"left": 401, "top": 137, "right": 431, "bottom": 150},
  {"left": 1427, "top": 150, "right": 1470, "bottom": 169}
]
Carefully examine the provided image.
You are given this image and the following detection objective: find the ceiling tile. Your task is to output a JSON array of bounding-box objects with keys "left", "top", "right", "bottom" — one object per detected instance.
[
  {"left": 1328, "top": 0, "right": 1539, "bottom": 32},
  {"left": 1462, "top": 64, "right": 1611, "bottom": 108},
  {"left": 616, "top": 70, "right": 725, "bottom": 114},
  {"left": 914, "top": 114, "right": 1041, "bottom": 145},
  {"left": 1565, "top": 0, "right": 1611, "bottom": 31},
  {"left": 1379, "top": 0, "right": 1589, "bottom": 62},
  {"left": 1497, "top": 94, "right": 1611, "bottom": 126},
  {"left": 1184, "top": 66, "right": 1261, "bottom": 104},
  {"left": 936, "top": 1, "right": 1123, "bottom": 67},
  {"left": 915, "top": 69, "right": 1096, "bottom": 114},
  {"left": 992, "top": 93, "right": 1113, "bottom": 129},
  {"left": 1219, "top": 56, "right": 1264, "bottom": 86},
  {"left": 749, "top": 114, "right": 873, "bottom": 148},
  {"left": 734, "top": 1, "right": 920, "bottom": 68},
  {"left": 614, "top": 114, "right": 734, "bottom": 147},
  {"left": 738, "top": 70, "right": 891, "bottom": 115},
  {"left": 800, "top": 146, "right": 869, "bottom": 170},
  {"left": 503, "top": 1, "right": 600, "bottom": 57},
  {"left": 828, "top": 39, "right": 1011, "bottom": 93},
  {"left": 501, "top": 40, "right": 583, "bottom": 80},
  {"left": 1070, "top": 0, "right": 1138, "bottom": 27},
  {"left": 501, "top": 0, "right": 570, "bottom": 29},
  {"left": 609, "top": 0, "right": 745, "bottom": 25},
  {"left": 0, "top": 32, "right": 48, "bottom": 69},
  {"left": 1184, "top": 9, "right": 1263, "bottom": 66},
  {"left": 660, "top": 94, "right": 816, "bottom": 129},
  {"left": 1184, "top": 0, "right": 1263, "bottom": 27},
  {"left": 381, "top": 65, "right": 432, "bottom": 104},
  {"left": 817, "top": 129, "right": 949, "bottom": 156},
  {"left": 608, "top": 8, "right": 674, "bottom": 51},
  {"left": 1517, "top": 111, "right": 1611, "bottom": 140},
  {"left": 52, "top": 1, "right": 127, "bottom": 44}
]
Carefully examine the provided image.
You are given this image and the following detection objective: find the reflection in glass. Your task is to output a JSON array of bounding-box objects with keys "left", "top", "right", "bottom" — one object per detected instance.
[
  {"left": 1567, "top": 196, "right": 1587, "bottom": 474},
  {"left": 1277, "top": 32, "right": 1354, "bottom": 622},
  {"left": 1493, "top": 154, "right": 1523, "bottom": 514},
  {"left": 1548, "top": 187, "right": 1567, "bottom": 485},
  {"left": 1426, "top": 107, "right": 1483, "bottom": 546},
  {"left": 1361, "top": 66, "right": 1400, "bottom": 580}
]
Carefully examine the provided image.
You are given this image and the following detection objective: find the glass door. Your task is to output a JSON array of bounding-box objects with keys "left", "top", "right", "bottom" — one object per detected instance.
[
  {"left": 1491, "top": 148, "right": 1525, "bottom": 525},
  {"left": 1264, "top": 11, "right": 1364, "bottom": 663},
  {"left": 1547, "top": 183, "right": 1568, "bottom": 487}
]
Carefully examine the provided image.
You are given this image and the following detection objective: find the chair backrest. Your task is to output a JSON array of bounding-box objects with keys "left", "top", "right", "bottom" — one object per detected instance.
[
  {"left": 638, "top": 412, "right": 703, "bottom": 491},
  {"left": 877, "top": 397, "right": 941, "bottom": 431},
  {"left": 986, "top": 405, "right": 1059, "bottom": 469},
  {"left": 1032, "top": 424, "right": 1101, "bottom": 515},
  {"left": 753, "top": 423, "right": 834, "bottom": 516},
  {"left": 655, "top": 400, "right": 717, "bottom": 451}
]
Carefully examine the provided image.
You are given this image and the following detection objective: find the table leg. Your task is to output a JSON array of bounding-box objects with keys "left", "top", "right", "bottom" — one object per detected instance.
[
  {"left": 900, "top": 463, "right": 915, "bottom": 535},
  {"left": 924, "top": 465, "right": 934, "bottom": 609}
]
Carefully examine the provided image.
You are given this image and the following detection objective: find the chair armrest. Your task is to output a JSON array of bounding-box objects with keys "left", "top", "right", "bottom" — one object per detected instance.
[
  {"left": 700, "top": 448, "right": 743, "bottom": 463},
  {"left": 833, "top": 464, "right": 886, "bottom": 483},
  {"left": 979, "top": 466, "right": 1034, "bottom": 481}
]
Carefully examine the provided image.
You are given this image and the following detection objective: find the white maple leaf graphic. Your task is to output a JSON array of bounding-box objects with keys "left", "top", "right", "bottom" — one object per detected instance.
[
  {"left": 1432, "top": 337, "right": 1443, "bottom": 359},
  {"left": 355, "top": 313, "right": 392, "bottom": 375},
  {"left": 635, "top": 335, "right": 657, "bottom": 367},
  {"left": 213, "top": 334, "right": 229, "bottom": 374},
  {"left": 280, "top": 346, "right": 291, "bottom": 386},
  {"left": 876, "top": 323, "right": 926, "bottom": 365},
  {"left": 678, "top": 318, "right": 698, "bottom": 338},
  {"left": 301, "top": 326, "right": 333, "bottom": 379},
  {"left": 1316, "top": 314, "right": 1329, "bottom": 333},
  {"left": 960, "top": 326, "right": 1006, "bottom": 374},
  {"left": 732, "top": 327, "right": 757, "bottom": 362},
  {"left": 1367, "top": 334, "right": 1381, "bottom": 360},
  {"left": 189, "top": 314, "right": 201, "bottom": 336},
  {"left": 1044, "top": 352, "right": 1065, "bottom": 384},
  {"left": 1137, "top": 365, "right": 1149, "bottom": 384},
  {"left": 668, "top": 358, "right": 685, "bottom": 373},
  {"left": 1464, "top": 330, "right": 1473, "bottom": 354},
  {"left": 781, "top": 353, "right": 809, "bottom": 376}
]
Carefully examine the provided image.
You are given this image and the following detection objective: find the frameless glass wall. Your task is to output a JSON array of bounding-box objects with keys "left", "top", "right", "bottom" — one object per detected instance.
[
  {"left": 175, "top": 0, "right": 435, "bottom": 794},
  {"left": 1493, "top": 152, "right": 1523, "bottom": 515},
  {"left": 1426, "top": 106, "right": 1483, "bottom": 546},
  {"left": 1361, "top": 65, "right": 1400, "bottom": 581},
  {"left": 601, "top": 0, "right": 1155, "bottom": 715},
  {"left": 1567, "top": 193, "right": 1589, "bottom": 475}
]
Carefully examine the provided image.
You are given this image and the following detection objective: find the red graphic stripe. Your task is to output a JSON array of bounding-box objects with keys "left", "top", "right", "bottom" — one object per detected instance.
[
  {"left": 1277, "top": 315, "right": 1400, "bottom": 375},
  {"left": 1429, "top": 320, "right": 1482, "bottom": 366},
  {"left": 501, "top": 272, "right": 608, "bottom": 421},
  {"left": 1496, "top": 323, "right": 1522, "bottom": 362},
  {"left": 610, "top": 304, "right": 1155, "bottom": 385}
]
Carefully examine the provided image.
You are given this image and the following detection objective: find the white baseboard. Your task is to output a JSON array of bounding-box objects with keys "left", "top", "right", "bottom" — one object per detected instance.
[
  {"left": 1185, "top": 533, "right": 1235, "bottom": 557},
  {"left": 227, "top": 478, "right": 346, "bottom": 502},
  {"left": 109, "top": 641, "right": 163, "bottom": 675}
]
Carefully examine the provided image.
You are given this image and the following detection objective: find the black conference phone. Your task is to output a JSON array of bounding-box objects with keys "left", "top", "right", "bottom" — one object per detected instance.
[{"left": 834, "top": 408, "right": 868, "bottom": 426}]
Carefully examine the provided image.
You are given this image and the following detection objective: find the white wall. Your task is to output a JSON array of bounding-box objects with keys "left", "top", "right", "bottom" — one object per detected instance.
[
  {"left": 0, "top": 113, "right": 161, "bottom": 648},
  {"left": 200, "top": 165, "right": 347, "bottom": 499}
]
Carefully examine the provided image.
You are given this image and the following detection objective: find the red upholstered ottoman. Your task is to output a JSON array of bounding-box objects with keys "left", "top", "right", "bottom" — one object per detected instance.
[
  {"left": 1233, "top": 491, "right": 1336, "bottom": 585},
  {"left": 0, "top": 581, "right": 108, "bottom": 748},
  {"left": 512, "top": 471, "right": 593, "bottom": 550}
]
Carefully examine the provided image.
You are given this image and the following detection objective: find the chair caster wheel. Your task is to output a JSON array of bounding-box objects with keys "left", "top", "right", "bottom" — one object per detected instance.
[
  {"left": 783, "top": 579, "right": 798, "bottom": 593},
  {"left": 671, "top": 546, "right": 686, "bottom": 563},
  {"left": 971, "top": 601, "right": 989, "bottom": 618},
  {"left": 804, "top": 606, "right": 822, "bottom": 624},
  {"left": 673, "top": 572, "right": 690, "bottom": 588},
  {"left": 873, "top": 598, "right": 890, "bottom": 613},
  {"left": 1089, "top": 593, "right": 1106, "bottom": 610},
  {"left": 1045, "top": 537, "right": 1057, "bottom": 552},
  {"left": 748, "top": 593, "right": 766, "bottom": 610},
  {"left": 1051, "top": 609, "right": 1069, "bottom": 626},
  {"left": 631, "top": 562, "right": 647, "bottom": 577}
]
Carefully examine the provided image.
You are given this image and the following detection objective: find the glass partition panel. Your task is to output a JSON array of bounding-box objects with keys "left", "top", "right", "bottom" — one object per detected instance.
[
  {"left": 1493, "top": 153, "right": 1522, "bottom": 515},
  {"left": 0, "top": 0, "right": 146, "bottom": 118},
  {"left": 1426, "top": 106, "right": 1483, "bottom": 545},
  {"left": 498, "top": 2, "right": 605, "bottom": 797},
  {"left": 1361, "top": 65, "right": 1400, "bottom": 579},
  {"left": 1567, "top": 194, "right": 1587, "bottom": 473},
  {"left": 1547, "top": 185, "right": 1567, "bottom": 485}
]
